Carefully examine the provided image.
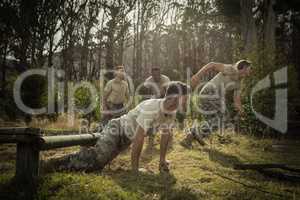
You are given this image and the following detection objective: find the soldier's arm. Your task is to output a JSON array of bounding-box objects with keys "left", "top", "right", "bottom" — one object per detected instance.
[
  {"left": 160, "top": 128, "right": 171, "bottom": 165},
  {"left": 191, "top": 62, "right": 225, "bottom": 89},
  {"left": 234, "top": 92, "right": 244, "bottom": 116},
  {"left": 102, "top": 82, "right": 112, "bottom": 110},
  {"left": 131, "top": 125, "right": 146, "bottom": 172},
  {"left": 161, "top": 76, "right": 171, "bottom": 97},
  {"left": 125, "top": 83, "right": 130, "bottom": 103}
]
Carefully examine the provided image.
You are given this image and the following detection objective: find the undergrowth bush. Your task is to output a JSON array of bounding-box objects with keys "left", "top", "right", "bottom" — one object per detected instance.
[{"left": 238, "top": 49, "right": 299, "bottom": 136}]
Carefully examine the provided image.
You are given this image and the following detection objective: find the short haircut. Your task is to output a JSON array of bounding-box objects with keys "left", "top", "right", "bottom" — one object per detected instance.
[
  {"left": 115, "top": 65, "right": 125, "bottom": 70},
  {"left": 151, "top": 66, "right": 160, "bottom": 70},
  {"left": 236, "top": 60, "right": 251, "bottom": 70},
  {"left": 165, "top": 81, "right": 190, "bottom": 97}
]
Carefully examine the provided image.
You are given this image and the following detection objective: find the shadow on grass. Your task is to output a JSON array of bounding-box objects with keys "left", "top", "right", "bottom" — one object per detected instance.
[
  {"left": 141, "top": 145, "right": 161, "bottom": 164},
  {"left": 107, "top": 169, "right": 202, "bottom": 200},
  {"left": 0, "top": 175, "right": 38, "bottom": 200},
  {"left": 0, "top": 178, "right": 15, "bottom": 200},
  {"left": 203, "top": 148, "right": 243, "bottom": 168},
  {"left": 142, "top": 142, "right": 175, "bottom": 165}
]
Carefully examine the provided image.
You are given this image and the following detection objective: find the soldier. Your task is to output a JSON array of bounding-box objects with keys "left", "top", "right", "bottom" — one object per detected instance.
[
  {"left": 102, "top": 65, "right": 130, "bottom": 125},
  {"left": 143, "top": 66, "right": 171, "bottom": 149},
  {"left": 144, "top": 66, "right": 171, "bottom": 99},
  {"left": 180, "top": 60, "right": 251, "bottom": 148},
  {"left": 44, "top": 81, "right": 190, "bottom": 173}
]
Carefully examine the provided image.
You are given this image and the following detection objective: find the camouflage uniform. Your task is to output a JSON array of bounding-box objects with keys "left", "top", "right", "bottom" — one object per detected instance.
[
  {"left": 197, "top": 87, "right": 224, "bottom": 133},
  {"left": 199, "top": 65, "right": 240, "bottom": 132},
  {"left": 51, "top": 118, "right": 131, "bottom": 172},
  {"left": 101, "top": 103, "right": 127, "bottom": 125},
  {"left": 45, "top": 98, "right": 175, "bottom": 172},
  {"left": 181, "top": 65, "right": 241, "bottom": 147}
]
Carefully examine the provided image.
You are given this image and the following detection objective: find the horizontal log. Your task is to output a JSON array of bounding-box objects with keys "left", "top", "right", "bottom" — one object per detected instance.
[
  {"left": 38, "top": 133, "right": 102, "bottom": 150},
  {"left": 42, "top": 130, "right": 81, "bottom": 136}
]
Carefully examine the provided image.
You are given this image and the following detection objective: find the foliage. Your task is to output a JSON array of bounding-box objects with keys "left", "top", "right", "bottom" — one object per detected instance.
[
  {"left": 74, "top": 87, "right": 93, "bottom": 110},
  {"left": 0, "top": 0, "right": 299, "bottom": 132},
  {"left": 0, "top": 73, "right": 48, "bottom": 120},
  {"left": 239, "top": 48, "right": 299, "bottom": 135},
  {"left": 73, "top": 84, "right": 100, "bottom": 121}
]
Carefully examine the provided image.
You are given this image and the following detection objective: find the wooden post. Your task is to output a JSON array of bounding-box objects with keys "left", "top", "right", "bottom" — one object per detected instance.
[
  {"left": 0, "top": 127, "right": 102, "bottom": 199},
  {"left": 15, "top": 142, "right": 40, "bottom": 199},
  {"left": 0, "top": 127, "right": 41, "bottom": 199}
]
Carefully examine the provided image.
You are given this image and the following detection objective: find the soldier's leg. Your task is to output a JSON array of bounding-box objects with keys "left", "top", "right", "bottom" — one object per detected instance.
[
  {"left": 102, "top": 104, "right": 125, "bottom": 127},
  {"left": 176, "top": 111, "right": 186, "bottom": 130},
  {"left": 180, "top": 119, "right": 207, "bottom": 148},
  {"left": 91, "top": 119, "right": 131, "bottom": 171},
  {"left": 44, "top": 119, "right": 131, "bottom": 172},
  {"left": 167, "top": 132, "right": 174, "bottom": 149},
  {"left": 115, "top": 104, "right": 126, "bottom": 118},
  {"left": 180, "top": 98, "right": 218, "bottom": 148},
  {"left": 146, "top": 128, "right": 155, "bottom": 149},
  {"left": 180, "top": 131, "right": 194, "bottom": 149}
]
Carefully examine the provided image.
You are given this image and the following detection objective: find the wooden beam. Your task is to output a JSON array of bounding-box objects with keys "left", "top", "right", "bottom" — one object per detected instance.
[
  {"left": 0, "top": 127, "right": 103, "bottom": 199},
  {"left": 38, "top": 133, "right": 102, "bottom": 150}
]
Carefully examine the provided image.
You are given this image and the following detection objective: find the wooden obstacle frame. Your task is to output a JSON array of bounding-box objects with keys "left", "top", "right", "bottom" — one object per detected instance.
[{"left": 0, "top": 127, "right": 101, "bottom": 199}]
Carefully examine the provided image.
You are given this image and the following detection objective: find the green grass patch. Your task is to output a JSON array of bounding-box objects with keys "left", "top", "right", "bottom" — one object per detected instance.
[{"left": 1, "top": 131, "right": 300, "bottom": 200}]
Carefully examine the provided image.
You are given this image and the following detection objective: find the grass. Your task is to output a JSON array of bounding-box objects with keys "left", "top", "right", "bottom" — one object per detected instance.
[
  {"left": 1, "top": 128, "right": 300, "bottom": 200},
  {"left": 28, "top": 114, "right": 83, "bottom": 130}
]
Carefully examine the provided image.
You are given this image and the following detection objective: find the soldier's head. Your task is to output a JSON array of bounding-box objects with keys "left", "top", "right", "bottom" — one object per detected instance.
[
  {"left": 151, "top": 66, "right": 161, "bottom": 82},
  {"left": 163, "top": 81, "right": 190, "bottom": 112},
  {"left": 235, "top": 60, "right": 251, "bottom": 78},
  {"left": 114, "top": 65, "right": 125, "bottom": 79}
]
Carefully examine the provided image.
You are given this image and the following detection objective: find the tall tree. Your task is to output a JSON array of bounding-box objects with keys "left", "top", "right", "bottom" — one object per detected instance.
[
  {"left": 240, "top": 0, "right": 257, "bottom": 53},
  {"left": 101, "top": 0, "right": 135, "bottom": 79}
]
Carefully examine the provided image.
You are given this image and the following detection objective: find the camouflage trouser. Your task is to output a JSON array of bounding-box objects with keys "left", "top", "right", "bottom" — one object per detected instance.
[
  {"left": 201, "top": 97, "right": 223, "bottom": 130},
  {"left": 147, "top": 128, "right": 155, "bottom": 146},
  {"left": 102, "top": 103, "right": 126, "bottom": 126},
  {"left": 189, "top": 95, "right": 225, "bottom": 139},
  {"left": 58, "top": 118, "right": 131, "bottom": 171}
]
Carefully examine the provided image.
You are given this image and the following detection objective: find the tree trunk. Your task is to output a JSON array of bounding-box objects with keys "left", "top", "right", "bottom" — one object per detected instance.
[
  {"left": 1, "top": 43, "right": 8, "bottom": 96},
  {"left": 263, "top": 0, "right": 276, "bottom": 51},
  {"left": 105, "top": 14, "right": 117, "bottom": 80},
  {"left": 48, "top": 33, "right": 54, "bottom": 68},
  {"left": 240, "top": 0, "right": 257, "bottom": 53},
  {"left": 81, "top": 16, "right": 95, "bottom": 80}
]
